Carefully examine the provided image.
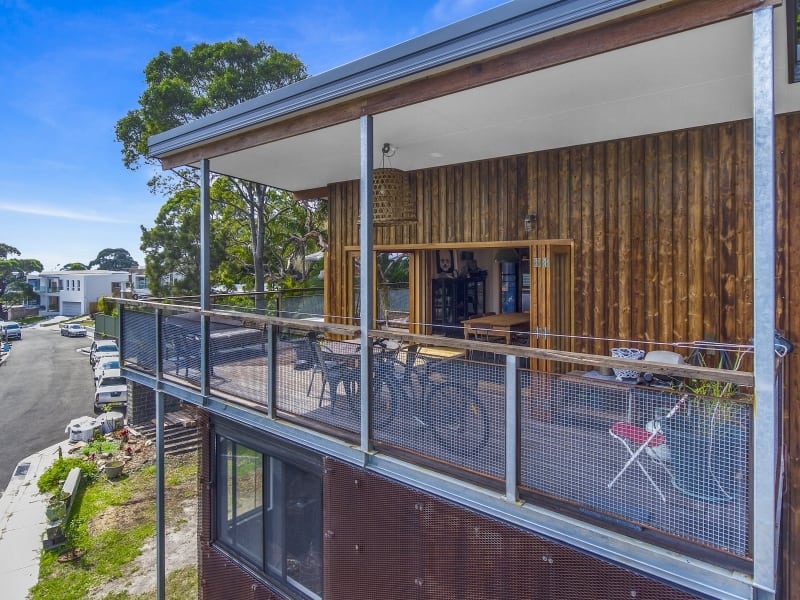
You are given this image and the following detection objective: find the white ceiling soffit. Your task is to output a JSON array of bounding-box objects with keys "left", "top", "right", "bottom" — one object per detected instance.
[{"left": 205, "top": 14, "right": 770, "bottom": 192}]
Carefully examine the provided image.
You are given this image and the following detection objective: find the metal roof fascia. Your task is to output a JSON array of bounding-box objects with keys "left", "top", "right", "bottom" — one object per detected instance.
[{"left": 147, "top": 0, "right": 641, "bottom": 159}]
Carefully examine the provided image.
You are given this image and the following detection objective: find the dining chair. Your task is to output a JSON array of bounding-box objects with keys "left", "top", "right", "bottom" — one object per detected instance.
[{"left": 308, "top": 334, "right": 359, "bottom": 409}]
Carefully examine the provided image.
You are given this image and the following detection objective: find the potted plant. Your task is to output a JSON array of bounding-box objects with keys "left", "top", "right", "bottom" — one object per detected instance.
[
  {"left": 103, "top": 460, "right": 124, "bottom": 479},
  {"left": 662, "top": 347, "right": 749, "bottom": 502}
]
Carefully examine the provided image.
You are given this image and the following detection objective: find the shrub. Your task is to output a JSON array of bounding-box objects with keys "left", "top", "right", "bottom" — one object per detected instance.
[
  {"left": 80, "top": 438, "right": 120, "bottom": 457},
  {"left": 37, "top": 458, "right": 99, "bottom": 494}
]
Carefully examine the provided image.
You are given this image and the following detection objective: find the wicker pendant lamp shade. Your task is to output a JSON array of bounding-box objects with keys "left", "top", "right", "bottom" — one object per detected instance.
[{"left": 372, "top": 143, "right": 415, "bottom": 225}]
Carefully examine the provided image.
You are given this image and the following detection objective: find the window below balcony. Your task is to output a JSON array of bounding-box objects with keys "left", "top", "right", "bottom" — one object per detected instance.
[{"left": 214, "top": 427, "right": 322, "bottom": 599}]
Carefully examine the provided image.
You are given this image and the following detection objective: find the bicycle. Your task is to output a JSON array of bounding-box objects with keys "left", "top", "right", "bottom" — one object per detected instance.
[{"left": 370, "top": 339, "right": 489, "bottom": 455}]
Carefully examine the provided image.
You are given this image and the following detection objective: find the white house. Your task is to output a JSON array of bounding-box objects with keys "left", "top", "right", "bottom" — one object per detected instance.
[{"left": 27, "top": 270, "right": 130, "bottom": 316}]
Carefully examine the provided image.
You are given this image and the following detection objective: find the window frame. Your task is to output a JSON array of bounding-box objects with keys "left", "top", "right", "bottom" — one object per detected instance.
[{"left": 211, "top": 419, "right": 323, "bottom": 599}]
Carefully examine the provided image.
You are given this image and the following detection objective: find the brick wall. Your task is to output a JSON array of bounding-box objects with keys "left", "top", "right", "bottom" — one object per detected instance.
[{"left": 126, "top": 381, "right": 181, "bottom": 427}]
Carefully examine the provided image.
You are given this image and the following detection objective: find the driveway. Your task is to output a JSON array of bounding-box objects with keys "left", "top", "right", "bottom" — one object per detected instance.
[{"left": 0, "top": 323, "right": 99, "bottom": 492}]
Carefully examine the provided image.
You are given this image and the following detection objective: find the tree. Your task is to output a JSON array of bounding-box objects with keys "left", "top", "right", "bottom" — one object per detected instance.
[
  {"left": 140, "top": 179, "right": 326, "bottom": 298},
  {"left": 61, "top": 262, "right": 88, "bottom": 271},
  {"left": 140, "top": 188, "right": 219, "bottom": 296},
  {"left": 88, "top": 248, "right": 138, "bottom": 271},
  {"left": 116, "top": 39, "right": 321, "bottom": 308},
  {"left": 214, "top": 177, "right": 326, "bottom": 293},
  {"left": 0, "top": 244, "right": 43, "bottom": 318},
  {"left": 1, "top": 280, "right": 37, "bottom": 310},
  {"left": 0, "top": 244, "right": 20, "bottom": 259},
  {"left": 115, "top": 39, "right": 307, "bottom": 192}
]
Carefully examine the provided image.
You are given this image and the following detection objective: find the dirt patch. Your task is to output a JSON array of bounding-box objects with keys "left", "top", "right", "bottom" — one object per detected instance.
[
  {"left": 87, "top": 497, "right": 197, "bottom": 599},
  {"left": 83, "top": 437, "right": 199, "bottom": 599}
]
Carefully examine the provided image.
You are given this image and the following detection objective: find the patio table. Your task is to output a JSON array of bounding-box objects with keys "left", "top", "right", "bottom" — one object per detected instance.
[{"left": 462, "top": 312, "right": 530, "bottom": 344}]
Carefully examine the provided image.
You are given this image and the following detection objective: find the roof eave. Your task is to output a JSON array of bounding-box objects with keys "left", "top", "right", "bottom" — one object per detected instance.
[{"left": 147, "top": 0, "right": 642, "bottom": 159}]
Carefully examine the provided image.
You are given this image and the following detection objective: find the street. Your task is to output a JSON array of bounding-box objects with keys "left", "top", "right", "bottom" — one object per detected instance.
[{"left": 0, "top": 324, "right": 98, "bottom": 492}]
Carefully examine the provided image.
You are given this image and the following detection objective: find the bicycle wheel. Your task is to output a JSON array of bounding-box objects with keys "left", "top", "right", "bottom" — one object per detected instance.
[{"left": 431, "top": 383, "right": 488, "bottom": 455}]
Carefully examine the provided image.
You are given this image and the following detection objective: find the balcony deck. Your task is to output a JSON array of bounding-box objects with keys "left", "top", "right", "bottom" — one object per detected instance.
[{"left": 120, "top": 305, "right": 754, "bottom": 569}]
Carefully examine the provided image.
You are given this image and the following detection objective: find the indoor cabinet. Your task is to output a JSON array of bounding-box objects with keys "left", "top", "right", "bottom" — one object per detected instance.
[{"left": 431, "top": 272, "right": 486, "bottom": 335}]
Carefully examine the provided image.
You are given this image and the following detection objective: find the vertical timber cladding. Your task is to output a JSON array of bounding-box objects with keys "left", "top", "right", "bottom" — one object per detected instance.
[
  {"left": 327, "top": 118, "right": 767, "bottom": 352},
  {"left": 323, "top": 457, "right": 702, "bottom": 599}
]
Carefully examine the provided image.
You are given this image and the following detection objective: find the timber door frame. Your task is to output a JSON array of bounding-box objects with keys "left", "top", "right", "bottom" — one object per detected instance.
[{"left": 343, "top": 240, "right": 573, "bottom": 346}]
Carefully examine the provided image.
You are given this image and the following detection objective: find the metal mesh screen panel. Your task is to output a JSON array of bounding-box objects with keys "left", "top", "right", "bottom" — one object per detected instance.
[
  {"left": 324, "top": 457, "right": 703, "bottom": 600},
  {"left": 208, "top": 319, "right": 268, "bottom": 404},
  {"left": 519, "top": 369, "right": 751, "bottom": 558},
  {"left": 372, "top": 347, "right": 504, "bottom": 480},
  {"left": 160, "top": 310, "right": 202, "bottom": 386},
  {"left": 120, "top": 307, "right": 157, "bottom": 373},
  {"left": 274, "top": 330, "right": 360, "bottom": 436}
]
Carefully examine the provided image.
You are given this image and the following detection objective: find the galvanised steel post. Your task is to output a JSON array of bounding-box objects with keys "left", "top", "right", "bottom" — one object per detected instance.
[
  {"left": 505, "top": 354, "right": 519, "bottom": 502},
  {"left": 267, "top": 323, "right": 277, "bottom": 418},
  {"left": 200, "top": 158, "right": 211, "bottom": 400},
  {"left": 155, "top": 389, "right": 166, "bottom": 600},
  {"left": 359, "top": 115, "right": 375, "bottom": 453},
  {"left": 155, "top": 307, "right": 162, "bottom": 380},
  {"left": 751, "top": 6, "right": 777, "bottom": 598}
]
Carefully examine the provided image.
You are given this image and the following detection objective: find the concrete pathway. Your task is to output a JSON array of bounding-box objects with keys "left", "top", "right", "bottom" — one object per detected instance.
[{"left": 0, "top": 440, "right": 72, "bottom": 600}]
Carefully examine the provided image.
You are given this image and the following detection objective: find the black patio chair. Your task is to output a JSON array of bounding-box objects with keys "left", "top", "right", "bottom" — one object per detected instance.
[{"left": 307, "top": 333, "right": 359, "bottom": 409}]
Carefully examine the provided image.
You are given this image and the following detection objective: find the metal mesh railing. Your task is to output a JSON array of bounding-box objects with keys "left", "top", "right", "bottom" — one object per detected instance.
[
  {"left": 160, "top": 310, "right": 202, "bottom": 386},
  {"left": 275, "top": 330, "right": 361, "bottom": 436},
  {"left": 120, "top": 306, "right": 157, "bottom": 373},
  {"left": 208, "top": 319, "right": 268, "bottom": 403},
  {"left": 120, "top": 301, "right": 758, "bottom": 562},
  {"left": 371, "top": 348, "right": 505, "bottom": 480},
  {"left": 519, "top": 371, "right": 751, "bottom": 556}
]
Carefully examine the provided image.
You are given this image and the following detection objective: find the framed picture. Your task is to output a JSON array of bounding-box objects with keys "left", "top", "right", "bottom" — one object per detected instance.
[{"left": 436, "top": 250, "right": 455, "bottom": 276}]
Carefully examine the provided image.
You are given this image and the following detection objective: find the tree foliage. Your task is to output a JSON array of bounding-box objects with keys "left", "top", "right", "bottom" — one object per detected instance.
[
  {"left": 118, "top": 38, "right": 326, "bottom": 303},
  {"left": 88, "top": 248, "right": 138, "bottom": 271},
  {"left": 0, "top": 244, "right": 43, "bottom": 317},
  {"left": 115, "top": 38, "right": 307, "bottom": 181},
  {"left": 140, "top": 188, "right": 216, "bottom": 296},
  {"left": 61, "top": 262, "right": 89, "bottom": 271},
  {"left": 0, "top": 243, "right": 20, "bottom": 259},
  {"left": 140, "top": 180, "right": 326, "bottom": 297}
]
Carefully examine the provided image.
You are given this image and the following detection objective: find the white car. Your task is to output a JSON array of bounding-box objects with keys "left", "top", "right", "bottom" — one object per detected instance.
[
  {"left": 61, "top": 323, "right": 88, "bottom": 337},
  {"left": 94, "top": 374, "right": 127, "bottom": 414},
  {"left": 95, "top": 367, "right": 121, "bottom": 386},
  {"left": 90, "top": 340, "right": 119, "bottom": 367},
  {"left": 0, "top": 321, "right": 22, "bottom": 341},
  {"left": 93, "top": 358, "right": 121, "bottom": 383}
]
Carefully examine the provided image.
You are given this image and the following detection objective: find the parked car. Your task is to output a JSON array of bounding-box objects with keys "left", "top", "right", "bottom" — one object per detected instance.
[
  {"left": 93, "top": 375, "right": 127, "bottom": 414},
  {"left": 90, "top": 340, "right": 119, "bottom": 367},
  {"left": 0, "top": 321, "right": 22, "bottom": 341},
  {"left": 95, "top": 368, "right": 121, "bottom": 386},
  {"left": 93, "top": 358, "right": 120, "bottom": 384},
  {"left": 61, "top": 323, "right": 88, "bottom": 337}
]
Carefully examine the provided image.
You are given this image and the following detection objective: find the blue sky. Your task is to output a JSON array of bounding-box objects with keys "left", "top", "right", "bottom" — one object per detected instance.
[{"left": 0, "top": 0, "right": 505, "bottom": 271}]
